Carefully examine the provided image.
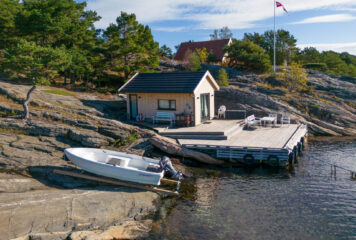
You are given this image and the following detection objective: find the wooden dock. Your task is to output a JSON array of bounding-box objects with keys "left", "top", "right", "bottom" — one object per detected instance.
[
  {"left": 156, "top": 121, "right": 308, "bottom": 167},
  {"left": 155, "top": 120, "right": 244, "bottom": 140}
]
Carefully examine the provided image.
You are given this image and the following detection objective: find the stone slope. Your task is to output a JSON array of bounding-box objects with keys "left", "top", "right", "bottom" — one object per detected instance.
[
  {"left": 219, "top": 70, "right": 356, "bottom": 136},
  {"left": 0, "top": 82, "right": 161, "bottom": 240},
  {"left": 0, "top": 132, "right": 159, "bottom": 240}
]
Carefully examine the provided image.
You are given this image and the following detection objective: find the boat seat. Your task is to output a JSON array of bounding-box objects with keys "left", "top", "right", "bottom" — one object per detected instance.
[
  {"left": 107, "top": 156, "right": 130, "bottom": 168},
  {"left": 146, "top": 163, "right": 161, "bottom": 173}
]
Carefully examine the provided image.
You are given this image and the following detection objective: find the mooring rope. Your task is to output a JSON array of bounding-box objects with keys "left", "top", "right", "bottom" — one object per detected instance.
[{"left": 307, "top": 154, "right": 356, "bottom": 178}]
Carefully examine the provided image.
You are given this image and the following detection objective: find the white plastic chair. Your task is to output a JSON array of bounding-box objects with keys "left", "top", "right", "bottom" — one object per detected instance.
[
  {"left": 269, "top": 113, "right": 278, "bottom": 125},
  {"left": 218, "top": 105, "right": 226, "bottom": 119},
  {"left": 281, "top": 114, "right": 291, "bottom": 126}
]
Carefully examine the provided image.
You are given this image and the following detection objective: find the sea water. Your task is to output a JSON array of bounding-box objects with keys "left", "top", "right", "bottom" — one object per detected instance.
[{"left": 149, "top": 137, "right": 356, "bottom": 239}]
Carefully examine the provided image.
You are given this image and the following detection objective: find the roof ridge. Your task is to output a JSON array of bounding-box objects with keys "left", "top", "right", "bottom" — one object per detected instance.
[
  {"left": 181, "top": 38, "right": 230, "bottom": 44},
  {"left": 119, "top": 71, "right": 212, "bottom": 93}
]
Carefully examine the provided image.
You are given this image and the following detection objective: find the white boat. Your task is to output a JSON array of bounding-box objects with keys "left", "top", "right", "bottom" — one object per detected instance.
[{"left": 64, "top": 148, "right": 165, "bottom": 186}]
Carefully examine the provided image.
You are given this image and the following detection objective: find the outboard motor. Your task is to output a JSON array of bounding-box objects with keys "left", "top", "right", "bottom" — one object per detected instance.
[{"left": 159, "top": 156, "right": 183, "bottom": 192}]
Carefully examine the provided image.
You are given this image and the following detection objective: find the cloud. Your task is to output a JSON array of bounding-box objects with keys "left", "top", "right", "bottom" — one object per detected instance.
[
  {"left": 333, "top": 7, "right": 356, "bottom": 12},
  {"left": 298, "top": 42, "right": 356, "bottom": 55},
  {"left": 152, "top": 26, "right": 187, "bottom": 32},
  {"left": 86, "top": 0, "right": 356, "bottom": 29},
  {"left": 292, "top": 14, "right": 356, "bottom": 24}
]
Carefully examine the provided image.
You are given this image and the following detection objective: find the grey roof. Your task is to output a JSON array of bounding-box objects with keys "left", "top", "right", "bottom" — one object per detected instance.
[{"left": 119, "top": 71, "right": 209, "bottom": 93}]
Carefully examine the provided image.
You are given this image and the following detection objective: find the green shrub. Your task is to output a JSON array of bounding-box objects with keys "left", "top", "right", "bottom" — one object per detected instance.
[
  {"left": 281, "top": 62, "right": 309, "bottom": 93},
  {"left": 217, "top": 68, "right": 229, "bottom": 86},
  {"left": 188, "top": 52, "right": 201, "bottom": 71},
  {"left": 346, "top": 102, "right": 356, "bottom": 109},
  {"left": 207, "top": 51, "right": 218, "bottom": 63},
  {"left": 310, "top": 103, "right": 320, "bottom": 109},
  {"left": 303, "top": 63, "right": 328, "bottom": 72},
  {"left": 114, "top": 131, "right": 139, "bottom": 147},
  {"left": 224, "top": 39, "right": 271, "bottom": 73}
]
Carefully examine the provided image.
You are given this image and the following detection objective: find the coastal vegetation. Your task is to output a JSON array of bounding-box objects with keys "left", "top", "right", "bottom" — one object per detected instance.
[
  {"left": 224, "top": 39, "right": 271, "bottom": 72},
  {"left": 0, "top": 0, "right": 158, "bottom": 89},
  {"left": 0, "top": 2, "right": 355, "bottom": 239},
  {"left": 1, "top": 0, "right": 356, "bottom": 92},
  {"left": 242, "top": 30, "right": 356, "bottom": 77},
  {"left": 217, "top": 68, "right": 229, "bottom": 87},
  {"left": 0, "top": 0, "right": 355, "bottom": 127}
]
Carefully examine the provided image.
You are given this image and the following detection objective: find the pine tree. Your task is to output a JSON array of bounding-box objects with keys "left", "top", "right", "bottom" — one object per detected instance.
[
  {"left": 0, "top": 0, "right": 22, "bottom": 49},
  {"left": 2, "top": 40, "right": 70, "bottom": 119},
  {"left": 104, "top": 12, "right": 159, "bottom": 81},
  {"left": 224, "top": 39, "right": 271, "bottom": 72}
]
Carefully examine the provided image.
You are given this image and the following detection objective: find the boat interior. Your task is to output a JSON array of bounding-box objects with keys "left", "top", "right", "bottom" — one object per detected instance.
[{"left": 70, "top": 148, "right": 162, "bottom": 172}]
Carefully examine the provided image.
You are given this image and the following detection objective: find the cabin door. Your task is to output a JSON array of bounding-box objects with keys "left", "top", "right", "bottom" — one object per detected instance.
[
  {"left": 129, "top": 94, "right": 138, "bottom": 120},
  {"left": 200, "top": 93, "right": 210, "bottom": 122}
]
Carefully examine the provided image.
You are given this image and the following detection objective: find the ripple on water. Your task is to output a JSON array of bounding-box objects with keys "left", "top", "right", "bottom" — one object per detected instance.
[{"left": 149, "top": 139, "right": 356, "bottom": 240}]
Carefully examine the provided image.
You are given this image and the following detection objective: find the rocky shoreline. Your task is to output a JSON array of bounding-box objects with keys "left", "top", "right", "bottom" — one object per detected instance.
[
  {"left": 217, "top": 70, "right": 356, "bottom": 136},
  {"left": 0, "top": 132, "right": 161, "bottom": 240},
  {"left": 0, "top": 81, "right": 168, "bottom": 240},
  {"left": 0, "top": 68, "right": 355, "bottom": 239}
]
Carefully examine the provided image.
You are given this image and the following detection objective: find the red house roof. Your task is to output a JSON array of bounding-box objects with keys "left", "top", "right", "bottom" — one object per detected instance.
[{"left": 174, "top": 38, "right": 231, "bottom": 62}]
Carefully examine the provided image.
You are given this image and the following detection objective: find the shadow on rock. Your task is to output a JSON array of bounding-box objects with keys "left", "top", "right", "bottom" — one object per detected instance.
[
  {"left": 80, "top": 99, "right": 126, "bottom": 119},
  {"left": 27, "top": 165, "right": 144, "bottom": 193}
]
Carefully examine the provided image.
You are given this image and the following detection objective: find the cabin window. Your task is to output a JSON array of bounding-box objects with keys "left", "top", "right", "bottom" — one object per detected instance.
[{"left": 158, "top": 99, "right": 176, "bottom": 110}]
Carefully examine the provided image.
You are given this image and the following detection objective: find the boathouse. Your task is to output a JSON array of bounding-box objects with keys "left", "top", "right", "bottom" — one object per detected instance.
[{"left": 118, "top": 71, "right": 220, "bottom": 126}]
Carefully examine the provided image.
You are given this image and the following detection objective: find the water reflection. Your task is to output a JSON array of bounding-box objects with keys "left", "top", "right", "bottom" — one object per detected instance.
[{"left": 149, "top": 138, "right": 356, "bottom": 240}]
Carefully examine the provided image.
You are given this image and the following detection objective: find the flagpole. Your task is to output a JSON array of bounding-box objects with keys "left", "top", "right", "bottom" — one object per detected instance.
[{"left": 273, "top": 0, "right": 276, "bottom": 72}]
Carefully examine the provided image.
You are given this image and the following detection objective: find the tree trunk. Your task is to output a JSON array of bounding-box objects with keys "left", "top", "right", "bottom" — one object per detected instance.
[
  {"left": 64, "top": 76, "right": 67, "bottom": 85},
  {"left": 70, "top": 74, "right": 75, "bottom": 85},
  {"left": 23, "top": 85, "right": 36, "bottom": 120},
  {"left": 149, "top": 135, "right": 224, "bottom": 165}
]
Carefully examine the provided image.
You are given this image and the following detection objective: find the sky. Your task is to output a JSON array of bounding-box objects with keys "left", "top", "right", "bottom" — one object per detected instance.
[{"left": 85, "top": 0, "right": 356, "bottom": 55}]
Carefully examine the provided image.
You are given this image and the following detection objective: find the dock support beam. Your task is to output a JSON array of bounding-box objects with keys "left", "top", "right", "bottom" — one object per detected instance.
[{"left": 288, "top": 153, "right": 294, "bottom": 168}]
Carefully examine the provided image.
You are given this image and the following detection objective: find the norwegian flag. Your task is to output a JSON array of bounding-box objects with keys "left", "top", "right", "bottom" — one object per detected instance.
[{"left": 276, "top": 1, "right": 288, "bottom": 13}]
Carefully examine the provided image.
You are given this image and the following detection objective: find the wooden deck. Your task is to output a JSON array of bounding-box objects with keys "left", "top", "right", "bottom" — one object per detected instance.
[
  {"left": 154, "top": 120, "right": 244, "bottom": 140},
  {"left": 153, "top": 119, "right": 308, "bottom": 167},
  {"left": 154, "top": 119, "right": 244, "bottom": 135},
  {"left": 178, "top": 124, "right": 308, "bottom": 167},
  {"left": 178, "top": 124, "right": 304, "bottom": 149}
]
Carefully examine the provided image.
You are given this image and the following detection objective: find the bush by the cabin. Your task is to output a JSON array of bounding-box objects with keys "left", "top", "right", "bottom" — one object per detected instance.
[
  {"left": 217, "top": 68, "right": 229, "bottom": 86},
  {"left": 195, "top": 48, "right": 208, "bottom": 64},
  {"left": 188, "top": 52, "right": 201, "bottom": 71}
]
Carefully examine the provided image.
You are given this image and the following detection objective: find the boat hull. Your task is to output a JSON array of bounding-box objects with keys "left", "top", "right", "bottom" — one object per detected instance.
[{"left": 64, "top": 148, "right": 164, "bottom": 186}]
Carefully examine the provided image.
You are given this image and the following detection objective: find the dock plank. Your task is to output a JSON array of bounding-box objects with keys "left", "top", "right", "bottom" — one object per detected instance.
[
  {"left": 179, "top": 124, "right": 300, "bottom": 149},
  {"left": 155, "top": 120, "right": 244, "bottom": 135}
]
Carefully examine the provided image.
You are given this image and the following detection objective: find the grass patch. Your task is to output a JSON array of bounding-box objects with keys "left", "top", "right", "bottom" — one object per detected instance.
[
  {"left": 255, "top": 82, "right": 274, "bottom": 90},
  {"left": 114, "top": 131, "right": 139, "bottom": 147},
  {"left": 0, "top": 128, "right": 28, "bottom": 135},
  {"left": 0, "top": 109, "right": 21, "bottom": 117},
  {"left": 41, "top": 89, "right": 76, "bottom": 97},
  {"left": 346, "top": 102, "right": 356, "bottom": 109},
  {"left": 331, "top": 95, "right": 342, "bottom": 102}
]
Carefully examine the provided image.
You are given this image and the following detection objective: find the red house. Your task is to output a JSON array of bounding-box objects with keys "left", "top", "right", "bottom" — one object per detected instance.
[{"left": 174, "top": 38, "right": 232, "bottom": 63}]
